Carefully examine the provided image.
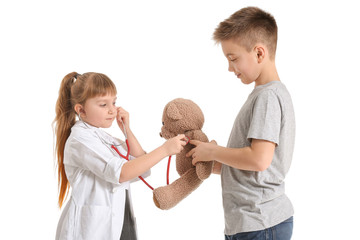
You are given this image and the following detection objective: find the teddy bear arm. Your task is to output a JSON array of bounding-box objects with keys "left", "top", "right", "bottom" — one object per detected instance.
[{"left": 189, "top": 130, "right": 209, "bottom": 143}]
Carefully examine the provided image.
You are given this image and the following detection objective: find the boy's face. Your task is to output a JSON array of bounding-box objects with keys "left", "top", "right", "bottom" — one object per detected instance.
[
  {"left": 220, "top": 39, "right": 261, "bottom": 85},
  {"left": 78, "top": 94, "right": 118, "bottom": 128}
]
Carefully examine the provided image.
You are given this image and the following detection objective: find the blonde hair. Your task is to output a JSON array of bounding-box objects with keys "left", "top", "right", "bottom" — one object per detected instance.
[
  {"left": 213, "top": 7, "right": 278, "bottom": 59},
  {"left": 53, "top": 72, "right": 117, "bottom": 208}
]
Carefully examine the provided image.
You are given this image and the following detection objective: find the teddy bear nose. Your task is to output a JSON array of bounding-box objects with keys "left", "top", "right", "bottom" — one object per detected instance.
[
  {"left": 159, "top": 132, "right": 162, "bottom": 137},
  {"left": 162, "top": 122, "right": 164, "bottom": 126}
]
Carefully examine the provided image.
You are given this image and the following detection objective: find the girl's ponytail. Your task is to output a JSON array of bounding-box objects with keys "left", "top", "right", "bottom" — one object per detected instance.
[
  {"left": 53, "top": 71, "right": 117, "bottom": 208},
  {"left": 53, "top": 72, "right": 78, "bottom": 208}
]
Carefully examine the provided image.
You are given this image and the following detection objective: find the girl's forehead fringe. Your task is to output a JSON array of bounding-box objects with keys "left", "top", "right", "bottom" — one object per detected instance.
[{"left": 87, "top": 86, "right": 117, "bottom": 99}]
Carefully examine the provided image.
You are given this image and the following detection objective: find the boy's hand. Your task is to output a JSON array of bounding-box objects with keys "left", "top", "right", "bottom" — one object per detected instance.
[{"left": 186, "top": 140, "right": 217, "bottom": 165}]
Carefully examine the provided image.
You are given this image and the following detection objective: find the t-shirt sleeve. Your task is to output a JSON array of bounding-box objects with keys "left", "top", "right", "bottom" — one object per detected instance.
[{"left": 247, "top": 90, "right": 281, "bottom": 145}]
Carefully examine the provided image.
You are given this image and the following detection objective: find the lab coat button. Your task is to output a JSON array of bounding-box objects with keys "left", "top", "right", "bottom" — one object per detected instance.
[{"left": 112, "top": 188, "right": 117, "bottom": 193}]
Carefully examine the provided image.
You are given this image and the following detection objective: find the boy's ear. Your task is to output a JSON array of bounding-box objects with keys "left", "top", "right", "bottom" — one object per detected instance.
[{"left": 254, "top": 45, "right": 266, "bottom": 63}]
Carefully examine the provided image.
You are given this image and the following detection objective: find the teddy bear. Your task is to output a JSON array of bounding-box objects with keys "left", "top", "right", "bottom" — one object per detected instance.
[{"left": 153, "top": 98, "right": 214, "bottom": 210}]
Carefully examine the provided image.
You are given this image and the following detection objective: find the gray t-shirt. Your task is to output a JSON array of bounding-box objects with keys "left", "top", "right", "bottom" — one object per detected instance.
[{"left": 221, "top": 81, "right": 295, "bottom": 235}]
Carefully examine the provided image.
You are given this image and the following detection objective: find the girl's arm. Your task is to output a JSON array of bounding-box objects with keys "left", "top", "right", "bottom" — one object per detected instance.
[
  {"left": 119, "top": 135, "right": 186, "bottom": 183},
  {"left": 125, "top": 128, "right": 146, "bottom": 157},
  {"left": 116, "top": 107, "right": 145, "bottom": 157}
]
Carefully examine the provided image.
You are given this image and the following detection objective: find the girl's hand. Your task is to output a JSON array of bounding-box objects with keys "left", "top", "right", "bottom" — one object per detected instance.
[
  {"left": 116, "top": 107, "right": 130, "bottom": 134},
  {"left": 162, "top": 134, "right": 187, "bottom": 156}
]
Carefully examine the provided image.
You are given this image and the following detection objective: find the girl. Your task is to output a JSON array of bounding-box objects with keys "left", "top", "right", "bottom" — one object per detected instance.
[{"left": 54, "top": 72, "right": 186, "bottom": 240}]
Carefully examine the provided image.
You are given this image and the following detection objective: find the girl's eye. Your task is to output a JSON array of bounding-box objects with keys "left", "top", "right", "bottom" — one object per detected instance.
[
  {"left": 113, "top": 102, "right": 116, "bottom": 106},
  {"left": 100, "top": 104, "right": 106, "bottom": 107},
  {"left": 230, "top": 58, "right": 237, "bottom": 62}
]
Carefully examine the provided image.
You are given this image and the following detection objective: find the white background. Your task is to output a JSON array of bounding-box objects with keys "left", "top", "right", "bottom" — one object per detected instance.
[{"left": 0, "top": 0, "right": 359, "bottom": 239}]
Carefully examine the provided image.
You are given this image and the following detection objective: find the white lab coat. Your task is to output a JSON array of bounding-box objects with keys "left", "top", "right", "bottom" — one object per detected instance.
[{"left": 56, "top": 121, "right": 150, "bottom": 240}]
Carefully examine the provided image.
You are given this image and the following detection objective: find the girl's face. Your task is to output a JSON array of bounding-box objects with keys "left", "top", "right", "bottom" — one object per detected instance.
[
  {"left": 78, "top": 94, "right": 118, "bottom": 128},
  {"left": 220, "top": 39, "right": 261, "bottom": 85}
]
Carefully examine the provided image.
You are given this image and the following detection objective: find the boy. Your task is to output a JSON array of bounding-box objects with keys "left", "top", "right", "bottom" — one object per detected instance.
[{"left": 187, "top": 7, "right": 295, "bottom": 240}]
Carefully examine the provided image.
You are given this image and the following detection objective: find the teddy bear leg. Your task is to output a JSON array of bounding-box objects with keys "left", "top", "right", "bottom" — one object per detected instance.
[
  {"left": 196, "top": 161, "right": 214, "bottom": 180},
  {"left": 153, "top": 167, "right": 202, "bottom": 210}
]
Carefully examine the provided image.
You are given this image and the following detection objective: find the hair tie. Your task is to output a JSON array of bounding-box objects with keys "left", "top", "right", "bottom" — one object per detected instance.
[{"left": 74, "top": 73, "right": 81, "bottom": 82}]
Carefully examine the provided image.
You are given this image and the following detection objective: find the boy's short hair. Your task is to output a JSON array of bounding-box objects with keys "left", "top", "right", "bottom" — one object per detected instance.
[{"left": 213, "top": 7, "right": 278, "bottom": 59}]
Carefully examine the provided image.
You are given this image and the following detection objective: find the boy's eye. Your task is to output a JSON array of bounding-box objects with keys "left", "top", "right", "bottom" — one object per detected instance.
[
  {"left": 100, "top": 104, "right": 106, "bottom": 107},
  {"left": 228, "top": 55, "right": 237, "bottom": 62}
]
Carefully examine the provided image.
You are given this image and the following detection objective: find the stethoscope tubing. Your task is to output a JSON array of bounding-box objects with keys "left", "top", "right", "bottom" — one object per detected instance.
[
  {"left": 111, "top": 141, "right": 154, "bottom": 190},
  {"left": 112, "top": 136, "right": 190, "bottom": 191}
]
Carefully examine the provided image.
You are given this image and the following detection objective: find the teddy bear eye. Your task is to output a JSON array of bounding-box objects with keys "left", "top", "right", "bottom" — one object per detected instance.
[{"left": 162, "top": 122, "right": 164, "bottom": 126}]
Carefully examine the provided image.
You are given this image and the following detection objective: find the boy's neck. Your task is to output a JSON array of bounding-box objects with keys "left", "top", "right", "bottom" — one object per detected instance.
[{"left": 254, "top": 61, "right": 280, "bottom": 87}]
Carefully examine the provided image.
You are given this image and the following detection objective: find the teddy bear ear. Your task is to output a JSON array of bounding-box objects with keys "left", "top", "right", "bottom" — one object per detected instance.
[{"left": 166, "top": 102, "right": 182, "bottom": 120}]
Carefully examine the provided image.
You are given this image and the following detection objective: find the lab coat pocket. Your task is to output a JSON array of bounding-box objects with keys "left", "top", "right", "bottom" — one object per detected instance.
[{"left": 75, "top": 205, "right": 112, "bottom": 240}]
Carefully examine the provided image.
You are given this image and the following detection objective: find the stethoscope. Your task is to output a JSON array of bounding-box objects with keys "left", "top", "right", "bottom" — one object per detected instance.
[
  {"left": 110, "top": 121, "right": 155, "bottom": 190},
  {"left": 79, "top": 116, "right": 189, "bottom": 191},
  {"left": 111, "top": 121, "right": 190, "bottom": 190}
]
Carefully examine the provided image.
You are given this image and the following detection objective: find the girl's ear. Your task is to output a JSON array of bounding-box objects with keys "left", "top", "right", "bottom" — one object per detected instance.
[{"left": 74, "top": 104, "right": 85, "bottom": 117}]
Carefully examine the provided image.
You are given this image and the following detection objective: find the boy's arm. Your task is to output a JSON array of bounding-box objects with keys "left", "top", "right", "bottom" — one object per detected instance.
[
  {"left": 212, "top": 161, "right": 222, "bottom": 174},
  {"left": 187, "top": 139, "right": 275, "bottom": 172}
]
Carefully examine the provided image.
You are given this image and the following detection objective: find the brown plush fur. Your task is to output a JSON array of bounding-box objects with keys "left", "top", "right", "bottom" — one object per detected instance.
[{"left": 153, "top": 98, "right": 213, "bottom": 210}]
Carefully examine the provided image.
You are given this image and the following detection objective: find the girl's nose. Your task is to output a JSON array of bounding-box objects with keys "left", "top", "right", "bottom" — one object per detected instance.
[
  {"left": 109, "top": 106, "right": 116, "bottom": 114},
  {"left": 228, "top": 62, "right": 234, "bottom": 72}
]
